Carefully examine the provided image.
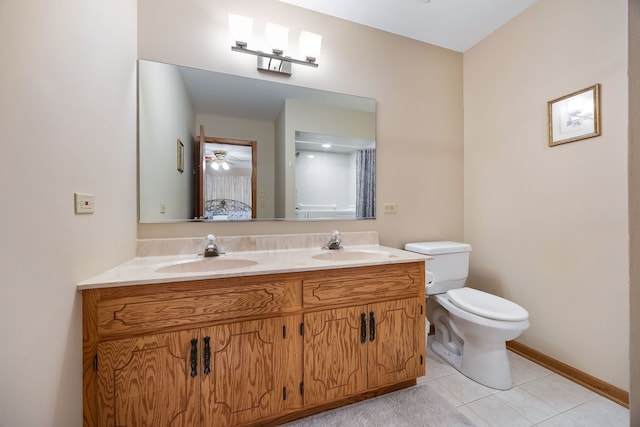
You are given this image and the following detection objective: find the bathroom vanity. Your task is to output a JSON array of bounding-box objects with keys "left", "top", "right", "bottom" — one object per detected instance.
[{"left": 80, "top": 232, "right": 427, "bottom": 426}]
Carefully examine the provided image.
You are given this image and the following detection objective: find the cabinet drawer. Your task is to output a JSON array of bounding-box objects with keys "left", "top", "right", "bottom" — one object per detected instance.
[
  {"left": 94, "top": 278, "right": 301, "bottom": 339},
  {"left": 303, "top": 262, "right": 424, "bottom": 308}
]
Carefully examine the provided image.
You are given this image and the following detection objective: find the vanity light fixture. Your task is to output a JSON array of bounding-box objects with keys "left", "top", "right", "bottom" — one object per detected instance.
[{"left": 229, "top": 13, "right": 321, "bottom": 76}]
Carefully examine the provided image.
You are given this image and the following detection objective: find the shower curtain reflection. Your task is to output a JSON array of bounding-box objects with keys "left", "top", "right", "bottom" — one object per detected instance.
[{"left": 356, "top": 148, "right": 376, "bottom": 218}]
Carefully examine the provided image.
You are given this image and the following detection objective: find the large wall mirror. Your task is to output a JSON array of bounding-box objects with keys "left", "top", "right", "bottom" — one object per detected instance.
[{"left": 138, "top": 60, "right": 376, "bottom": 222}]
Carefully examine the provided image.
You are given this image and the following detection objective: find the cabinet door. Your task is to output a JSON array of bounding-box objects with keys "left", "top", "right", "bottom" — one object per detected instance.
[
  {"left": 303, "top": 305, "right": 368, "bottom": 406},
  {"left": 367, "top": 298, "right": 425, "bottom": 388},
  {"left": 201, "top": 315, "right": 303, "bottom": 427},
  {"left": 96, "top": 329, "right": 200, "bottom": 427}
]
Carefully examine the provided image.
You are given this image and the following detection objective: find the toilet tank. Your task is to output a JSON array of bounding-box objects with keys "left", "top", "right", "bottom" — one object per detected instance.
[{"left": 404, "top": 241, "right": 472, "bottom": 295}]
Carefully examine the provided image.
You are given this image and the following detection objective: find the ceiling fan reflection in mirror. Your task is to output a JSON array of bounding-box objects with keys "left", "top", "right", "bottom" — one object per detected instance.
[
  {"left": 204, "top": 142, "right": 254, "bottom": 172},
  {"left": 206, "top": 150, "right": 232, "bottom": 171}
]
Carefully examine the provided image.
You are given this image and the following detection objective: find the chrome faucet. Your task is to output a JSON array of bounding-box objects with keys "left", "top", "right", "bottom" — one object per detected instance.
[
  {"left": 203, "top": 234, "right": 221, "bottom": 257},
  {"left": 324, "top": 230, "right": 343, "bottom": 250}
]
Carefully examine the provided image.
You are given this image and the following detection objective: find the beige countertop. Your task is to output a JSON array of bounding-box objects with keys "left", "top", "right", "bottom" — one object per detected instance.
[{"left": 77, "top": 232, "right": 429, "bottom": 290}]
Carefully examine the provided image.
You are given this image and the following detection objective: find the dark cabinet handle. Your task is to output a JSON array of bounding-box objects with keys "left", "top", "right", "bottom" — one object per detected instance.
[
  {"left": 190, "top": 338, "right": 198, "bottom": 377},
  {"left": 369, "top": 311, "right": 375, "bottom": 342},
  {"left": 203, "top": 336, "right": 211, "bottom": 375},
  {"left": 360, "top": 313, "right": 367, "bottom": 344}
]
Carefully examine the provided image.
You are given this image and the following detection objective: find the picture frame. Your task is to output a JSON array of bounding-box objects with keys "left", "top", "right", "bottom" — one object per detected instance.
[
  {"left": 177, "top": 139, "right": 184, "bottom": 173},
  {"left": 548, "top": 84, "right": 600, "bottom": 147}
]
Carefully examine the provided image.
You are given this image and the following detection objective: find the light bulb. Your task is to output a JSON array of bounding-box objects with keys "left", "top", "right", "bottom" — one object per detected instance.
[
  {"left": 299, "top": 31, "right": 322, "bottom": 62},
  {"left": 265, "top": 23, "right": 289, "bottom": 54},
  {"left": 222, "top": 162, "right": 230, "bottom": 170},
  {"left": 229, "top": 14, "right": 253, "bottom": 47}
]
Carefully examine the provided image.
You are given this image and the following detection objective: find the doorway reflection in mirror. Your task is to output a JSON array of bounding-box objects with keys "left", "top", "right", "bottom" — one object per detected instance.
[{"left": 203, "top": 142, "right": 254, "bottom": 220}]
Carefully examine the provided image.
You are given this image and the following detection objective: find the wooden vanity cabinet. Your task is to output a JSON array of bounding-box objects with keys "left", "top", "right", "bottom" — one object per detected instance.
[
  {"left": 95, "top": 329, "right": 201, "bottom": 426},
  {"left": 367, "top": 298, "right": 425, "bottom": 388},
  {"left": 82, "top": 261, "right": 425, "bottom": 427},
  {"left": 83, "top": 275, "right": 303, "bottom": 427},
  {"left": 302, "top": 263, "right": 425, "bottom": 406},
  {"left": 93, "top": 317, "right": 302, "bottom": 427},
  {"left": 303, "top": 298, "right": 424, "bottom": 406},
  {"left": 201, "top": 314, "right": 304, "bottom": 426}
]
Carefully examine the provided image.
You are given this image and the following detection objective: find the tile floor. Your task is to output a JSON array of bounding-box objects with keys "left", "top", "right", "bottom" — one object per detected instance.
[{"left": 418, "top": 340, "right": 630, "bottom": 426}]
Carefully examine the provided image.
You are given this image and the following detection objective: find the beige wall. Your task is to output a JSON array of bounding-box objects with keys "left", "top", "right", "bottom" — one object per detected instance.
[
  {"left": 0, "top": 0, "right": 137, "bottom": 425},
  {"left": 629, "top": 0, "right": 639, "bottom": 421},
  {"left": 137, "top": 0, "right": 465, "bottom": 249},
  {"left": 464, "top": 0, "right": 629, "bottom": 391}
]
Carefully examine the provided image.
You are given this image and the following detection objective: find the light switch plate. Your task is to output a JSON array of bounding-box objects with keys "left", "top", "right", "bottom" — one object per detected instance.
[
  {"left": 383, "top": 203, "right": 397, "bottom": 214},
  {"left": 75, "top": 193, "right": 95, "bottom": 214}
]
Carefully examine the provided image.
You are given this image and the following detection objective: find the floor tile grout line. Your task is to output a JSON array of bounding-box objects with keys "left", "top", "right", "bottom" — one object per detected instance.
[
  {"left": 541, "top": 405, "right": 591, "bottom": 427},
  {"left": 493, "top": 385, "right": 567, "bottom": 426},
  {"left": 459, "top": 399, "right": 536, "bottom": 427},
  {"left": 464, "top": 404, "right": 487, "bottom": 426},
  {"left": 455, "top": 389, "right": 606, "bottom": 427}
]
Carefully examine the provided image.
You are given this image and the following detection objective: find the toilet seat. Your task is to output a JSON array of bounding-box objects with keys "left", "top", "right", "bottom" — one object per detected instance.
[{"left": 446, "top": 288, "right": 528, "bottom": 322}]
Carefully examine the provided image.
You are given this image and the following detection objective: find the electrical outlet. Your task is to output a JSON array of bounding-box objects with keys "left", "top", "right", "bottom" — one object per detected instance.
[
  {"left": 383, "top": 203, "right": 397, "bottom": 214},
  {"left": 75, "top": 193, "right": 95, "bottom": 214}
]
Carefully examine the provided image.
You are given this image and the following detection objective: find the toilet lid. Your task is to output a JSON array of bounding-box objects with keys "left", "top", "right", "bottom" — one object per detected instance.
[{"left": 446, "top": 288, "right": 529, "bottom": 321}]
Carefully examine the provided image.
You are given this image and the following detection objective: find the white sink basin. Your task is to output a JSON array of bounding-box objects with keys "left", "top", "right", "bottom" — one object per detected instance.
[
  {"left": 312, "top": 250, "right": 398, "bottom": 262},
  {"left": 156, "top": 258, "right": 257, "bottom": 274}
]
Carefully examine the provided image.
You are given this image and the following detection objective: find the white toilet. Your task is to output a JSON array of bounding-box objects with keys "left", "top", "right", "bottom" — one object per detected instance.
[{"left": 404, "top": 241, "right": 529, "bottom": 390}]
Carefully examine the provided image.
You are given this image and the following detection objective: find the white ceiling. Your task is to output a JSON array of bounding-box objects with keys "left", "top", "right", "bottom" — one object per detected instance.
[
  {"left": 278, "top": 0, "right": 538, "bottom": 52},
  {"left": 178, "top": 64, "right": 375, "bottom": 121}
]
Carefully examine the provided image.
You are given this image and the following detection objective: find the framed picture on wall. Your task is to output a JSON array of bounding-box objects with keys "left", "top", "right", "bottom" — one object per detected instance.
[
  {"left": 548, "top": 84, "right": 601, "bottom": 147},
  {"left": 177, "top": 139, "right": 184, "bottom": 173}
]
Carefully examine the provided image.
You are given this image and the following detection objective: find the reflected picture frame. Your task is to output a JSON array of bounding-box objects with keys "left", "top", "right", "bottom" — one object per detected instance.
[
  {"left": 548, "top": 84, "right": 601, "bottom": 147},
  {"left": 177, "top": 139, "right": 184, "bottom": 173}
]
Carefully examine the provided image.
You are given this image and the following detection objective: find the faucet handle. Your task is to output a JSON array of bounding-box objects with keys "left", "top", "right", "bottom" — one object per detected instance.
[
  {"left": 203, "top": 234, "right": 220, "bottom": 257},
  {"left": 325, "top": 230, "right": 342, "bottom": 250}
]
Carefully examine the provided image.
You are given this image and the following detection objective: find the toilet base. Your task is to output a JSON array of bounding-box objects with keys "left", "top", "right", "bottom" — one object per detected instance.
[
  {"left": 431, "top": 306, "right": 515, "bottom": 390},
  {"left": 431, "top": 338, "right": 514, "bottom": 390},
  {"left": 431, "top": 340, "right": 462, "bottom": 371},
  {"left": 460, "top": 338, "right": 513, "bottom": 390}
]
